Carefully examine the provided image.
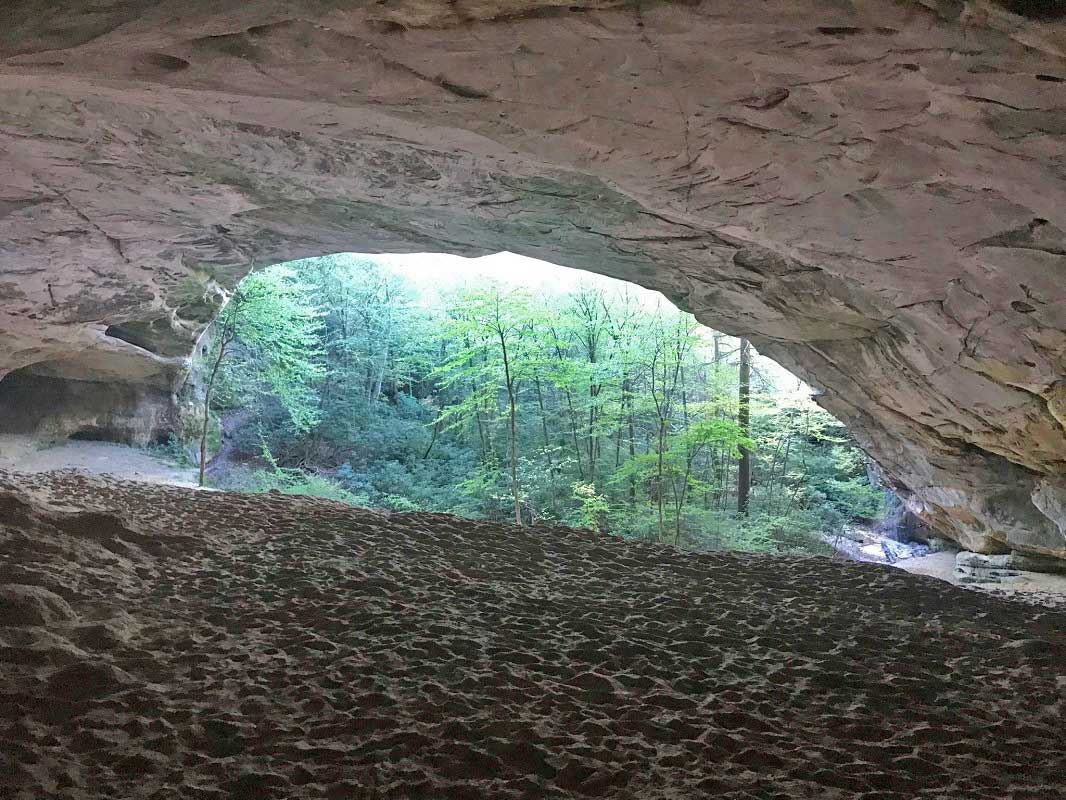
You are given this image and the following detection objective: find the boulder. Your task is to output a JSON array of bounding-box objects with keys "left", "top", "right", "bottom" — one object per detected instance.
[
  {"left": 956, "top": 552, "right": 1014, "bottom": 570},
  {"left": 1008, "top": 553, "right": 1066, "bottom": 576},
  {"left": 956, "top": 549, "right": 1066, "bottom": 576}
]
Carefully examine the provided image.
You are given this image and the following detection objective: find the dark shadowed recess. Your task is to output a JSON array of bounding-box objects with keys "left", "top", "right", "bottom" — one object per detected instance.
[{"left": 996, "top": 0, "right": 1066, "bottom": 20}]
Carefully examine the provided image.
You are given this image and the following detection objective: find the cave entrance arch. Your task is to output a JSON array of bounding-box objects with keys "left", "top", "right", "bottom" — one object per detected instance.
[
  {"left": 1, "top": 1, "right": 1065, "bottom": 558},
  {"left": 189, "top": 249, "right": 887, "bottom": 555}
]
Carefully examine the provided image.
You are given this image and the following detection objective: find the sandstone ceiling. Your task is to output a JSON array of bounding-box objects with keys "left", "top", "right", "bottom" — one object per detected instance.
[{"left": 1, "top": 0, "right": 1065, "bottom": 557}]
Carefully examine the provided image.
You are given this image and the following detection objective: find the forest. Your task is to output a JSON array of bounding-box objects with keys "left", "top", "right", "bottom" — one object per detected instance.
[{"left": 184, "top": 255, "right": 885, "bottom": 555}]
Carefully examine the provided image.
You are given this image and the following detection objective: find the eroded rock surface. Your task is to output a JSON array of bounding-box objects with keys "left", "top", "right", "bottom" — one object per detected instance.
[
  {"left": 1, "top": 1, "right": 1065, "bottom": 555},
  {"left": 1, "top": 469, "right": 1064, "bottom": 798}
]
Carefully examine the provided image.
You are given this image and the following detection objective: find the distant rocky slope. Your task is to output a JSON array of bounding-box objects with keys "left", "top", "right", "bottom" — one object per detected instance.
[{"left": 1, "top": 1, "right": 1065, "bottom": 557}]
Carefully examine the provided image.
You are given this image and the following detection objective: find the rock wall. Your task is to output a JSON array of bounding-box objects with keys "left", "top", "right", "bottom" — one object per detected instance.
[
  {"left": 0, "top": 1, "right": 1064, "bottom": 556},
  {"left": 0, "top": 368, "right": 178, "bottom": 446}
]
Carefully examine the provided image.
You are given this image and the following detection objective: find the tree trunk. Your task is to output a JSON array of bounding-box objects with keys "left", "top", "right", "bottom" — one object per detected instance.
[
  {"left": 680, "top": 364, "right": 689, "bottom": 427},
  {"left": 534, "top": 377, "right": 554, "bottom": 473},
  {"left": 563, "top": 386, "right": 586, "bottom": 480},
  {"left": 765, "top": 436, "right": 783, "bottom": 513},
  {"left": 199, "top": 316, "right": 235, "bottom": 486},
  {"left": 534, "top": 377, "right": 558, "bottom": 516},
  {"left": 673, "top": 476, "right": 684, "bottom": 545},
  {"left": 627, "top": 403, "right": 637, "bottom": 507},
  {"left": 369, "top": 282, "right": 392, "bottom": 403},
  {"left": 656, "top": 416, "right": 666, "bottom": 540},
  {"left": 737, "top": 337, "right": 752, "bottom": 515},
  {"left": 497, "top": 327, "right": 522, "bottom": 526},
  {"left": 370, "top": 340, "right": 388, "bottom": 403},
  {"left": 508, "top": 380, "right": 521, "bottom": 525},
  {"left": 771, "top": 434, "right": 792, "bottom": 515},
  {"left": 423, "top": 413, "right": 443, "bottom": 459}
]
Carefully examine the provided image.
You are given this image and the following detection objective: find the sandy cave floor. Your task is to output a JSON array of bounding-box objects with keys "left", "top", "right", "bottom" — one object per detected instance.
[
  {"left": 895, "top": 552, "right": 1066, "bottom": 610},
  {"left": 0, "top": 436, "right": 199, "bottom": 487},
  {"left": 6, "top": 435, "right": 1064, "bottom": 608},
  {"left": 1, "top": 469, "right": 1065, "bottom": 800}
]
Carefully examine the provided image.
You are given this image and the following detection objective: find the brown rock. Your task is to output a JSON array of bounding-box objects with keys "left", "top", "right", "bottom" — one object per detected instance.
[{"left": 0, "top": 2, "right": 1064, "bottom": 557}]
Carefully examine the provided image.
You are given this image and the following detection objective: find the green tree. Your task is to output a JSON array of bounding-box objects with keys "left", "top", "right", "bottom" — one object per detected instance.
[
  {"left": 196, "top": 255, "right": 884, "bottom": 555},
  {"left": 737, "top": 337, "right": 752, "bottom": 514},
  {"left": 433, "top": 284, "right": 535, "bottom": 524},
  {"left": 203, "top": 266, "right": 324, "bottom": 482}
]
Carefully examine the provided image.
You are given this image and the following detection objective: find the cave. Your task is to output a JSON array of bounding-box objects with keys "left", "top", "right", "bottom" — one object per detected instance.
[
  {"left": 2, "top": 0, "right": 1064, "bottom": 558},
  {"left": 1, "top": 2, "right": 1065, "bottom": 798}
]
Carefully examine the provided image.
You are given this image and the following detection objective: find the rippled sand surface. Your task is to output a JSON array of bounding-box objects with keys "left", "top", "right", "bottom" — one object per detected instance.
[{"left": 2, "top": 470, "right": 1064, "bottom": 799}]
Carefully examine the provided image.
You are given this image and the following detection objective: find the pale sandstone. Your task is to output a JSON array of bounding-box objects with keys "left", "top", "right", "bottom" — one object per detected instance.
[{"left": 0, "top": 1, "right": 1064, "bottom": 555}]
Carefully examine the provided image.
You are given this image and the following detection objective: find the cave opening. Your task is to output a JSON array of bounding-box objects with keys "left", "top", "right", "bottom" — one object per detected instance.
[
  {"left": 171, "top": 250, "right": 904, "bottom": 559},
  {"left": 0, "top": 359, "right": 181, "bottom": 451},
  {"left": 4, "top": 6, "right": 1066, "bottom": 796},
  {"left": 67, "top": 427, "right": 110, "bottom": 443}
]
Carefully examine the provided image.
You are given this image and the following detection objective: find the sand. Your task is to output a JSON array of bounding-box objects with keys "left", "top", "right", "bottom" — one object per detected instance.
[
  {"left": 895, "top": 552, "right": 1066, "bottom": 611},
  {"left": 0, "top": 436, "right": 198, "bottom": 487},
  {"left": 1, "top": 469, "right": 1064, "bottom": 799}
]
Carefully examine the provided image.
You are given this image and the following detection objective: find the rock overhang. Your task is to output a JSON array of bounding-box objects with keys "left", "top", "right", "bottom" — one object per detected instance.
[{"left": 0, "top": 0, "right": 1064, "bottom": 556}]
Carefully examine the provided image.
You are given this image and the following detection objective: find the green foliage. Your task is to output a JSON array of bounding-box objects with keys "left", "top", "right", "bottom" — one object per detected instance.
[
  {"left": 226, "top": 438, "right": 367, "bottom": 504},
  {"left": 239, "top": 467, "right": 367, "bottom": 504},
  {"left": 214, "top": 266, "right": 324, "bottom": 433},
  {"left": 191, "top": 255, "right": 885, "bottom": 555},
  {"left": 571, "top": 483, "right": 609, "bottom": 530},
  {"left": 149, "top": 433, "right": 195, "bottom": 467}
]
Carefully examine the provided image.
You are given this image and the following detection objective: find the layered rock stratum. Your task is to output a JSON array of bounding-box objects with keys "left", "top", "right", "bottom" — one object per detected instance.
[
  {"left": 1, "top": 1, "right": 1065, "bottom": 555},
  {"left": 2, "top": 470, "right": 1065, "bottom": 798}
]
